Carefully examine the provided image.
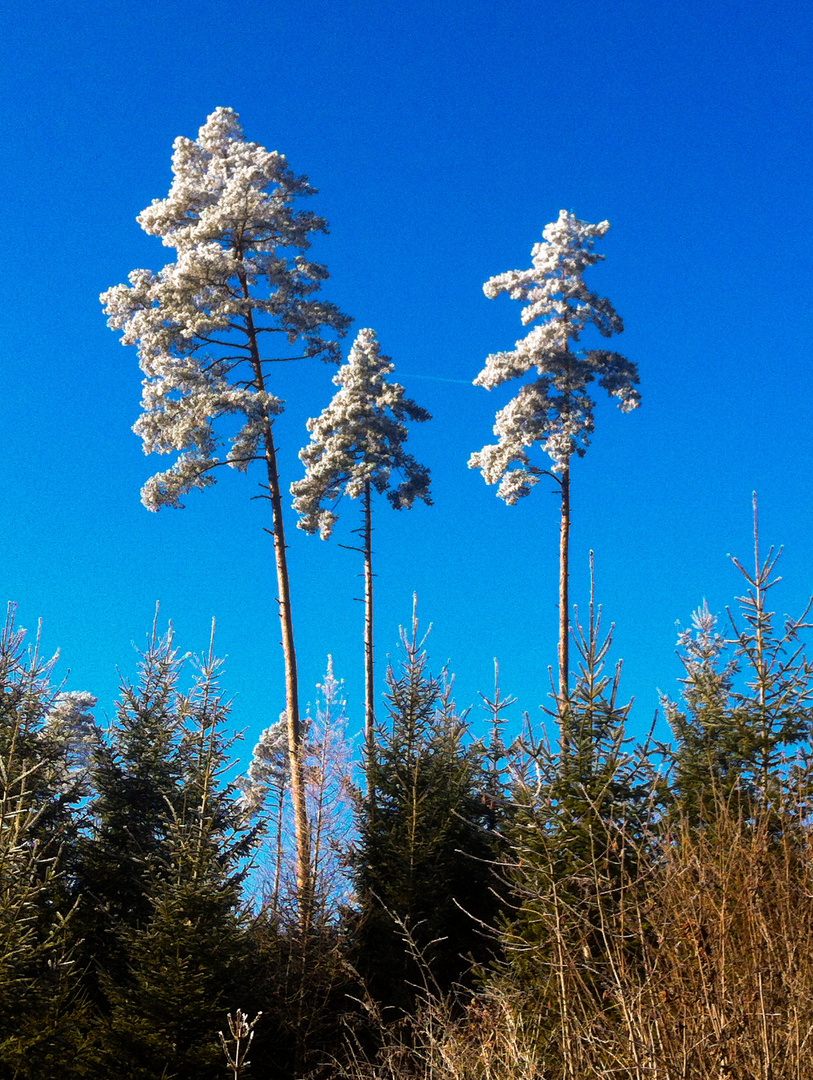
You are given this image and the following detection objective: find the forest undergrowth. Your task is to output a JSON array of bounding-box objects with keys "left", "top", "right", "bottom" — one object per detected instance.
[{"left": 4, "top": 524, "right": 813, "bottom": 1080}]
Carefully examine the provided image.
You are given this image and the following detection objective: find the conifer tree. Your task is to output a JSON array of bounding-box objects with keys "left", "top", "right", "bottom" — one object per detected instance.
[
  {"left": 78, "top": 625, "right": 187, "bottom": 991},
  {"left": 477, "top": 659, "right": 518, "bottom": 831},
  {"left": 96, "top": 637, "right": 252, "bottom": 1080},
  {"left": 292, "top": 328, "right": 431, "bottom": 802},
  {"left": 352, "top": 606, "right": 499, "bottom": 1012},
  {"left": 0, "top": 607, "right": 97, "bottom": 1076},
  {"left": 665, "top": 499, "right": 813, "bottom": 821},
  {"left": 470, "top": 211, "right": 640, "bottom": 724},
  {"left": 662, "top": 600, "right": 746, "bottom": 823},
  {"left": 503, "top": 576, "right": 657, "bottom": 1022},
  {"left": 101, "top": 107, "right": 351, "bottom": 920}
]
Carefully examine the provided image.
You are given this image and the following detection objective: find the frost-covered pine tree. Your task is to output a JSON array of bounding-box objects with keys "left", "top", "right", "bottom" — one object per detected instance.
[
  {"left": 470, "top": 211, "right": 640, "bottom": 723},
  {"left": 101, "top": 107, "right": 351, "bottom": 922},
  {"left": 291, "top": 328, "right": 431, "bottom": 798}
]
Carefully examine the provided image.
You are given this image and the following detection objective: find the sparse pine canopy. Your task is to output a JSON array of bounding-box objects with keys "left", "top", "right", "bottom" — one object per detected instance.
[
  {"left": 292, "top": 328, "right": 432, "bottom": 537},
  {"left": 469, "top": 210, "right": 641, "bottom": 503},
  {"left": 100, "top": 106, "right": 351, "bottom": 510}
]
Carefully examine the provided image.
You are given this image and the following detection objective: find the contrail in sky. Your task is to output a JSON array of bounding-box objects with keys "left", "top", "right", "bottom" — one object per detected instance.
[{"left": 399, "top": 372, "right": 472, "bottom": 385}]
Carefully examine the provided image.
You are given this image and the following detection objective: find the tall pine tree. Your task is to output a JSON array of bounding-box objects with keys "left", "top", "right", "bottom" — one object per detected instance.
[
  {"left": 292, "top": 328, "right": 431, "bottom": 806},
  {"left": 470, "top": 211, "right": 640, "bottom": 720},
  {"left": 102, "top": 107, "right": 352, "bottom": 920}
]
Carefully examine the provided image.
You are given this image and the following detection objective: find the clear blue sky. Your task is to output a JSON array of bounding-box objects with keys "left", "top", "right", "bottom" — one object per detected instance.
[{"left": 3, "top": 0, "right": 812, "bottom": 755}]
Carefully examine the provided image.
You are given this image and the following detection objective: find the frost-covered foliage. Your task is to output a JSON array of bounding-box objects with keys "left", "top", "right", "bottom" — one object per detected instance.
[
  {"left": 238, "top": 712, "right": 290, "bottom": 821},
  {"left": 101, "top": 106, "right": 351, "bottom": 510},
  {"left": 291, "top": 328, "right": 431, "bottom": 538},
  {"left": 470, "top": 210, "right": 641, "bottom": 503},
  {"left": 0, "top": 606, "right": 98, "bottom": 798},
  {"left": 661, "top": 600, "right": 738, "bottom": 732},
  {"left": 240, "top": 659, "right": 356, "bottom": 916},
  {"left": 305, "top": 658, "right": 357, "bottom": 915},
  {"left": 43, "top": 690, "right": 99, "bottom": 791}
]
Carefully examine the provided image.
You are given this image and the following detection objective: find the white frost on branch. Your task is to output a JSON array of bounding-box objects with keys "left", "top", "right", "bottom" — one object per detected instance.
[
  {"left": 237, "top": 712, "right": 290, "bottom": 820},
  {"left": 101, "top": 107, "right": 350, "bottom": 511},
  {"left": 42, "top": 690, "right": 99, "bottom": 790},
  {"left": 470, "top": 210, "right": 641, "bottom": 503},
  {"left": 291, "top": 328, "right": 432, "bottom": 539}
]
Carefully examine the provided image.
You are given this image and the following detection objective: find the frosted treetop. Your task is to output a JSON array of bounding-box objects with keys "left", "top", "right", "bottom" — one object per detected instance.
[
  {"left": 292, "top": 328, "right": 431, "bottom": 539},
  {"left": 470, "top": 211, "right": 641, "bottom": 503},
  {"left": 101, "top": 107, "right": 350, "bottom": 511}
]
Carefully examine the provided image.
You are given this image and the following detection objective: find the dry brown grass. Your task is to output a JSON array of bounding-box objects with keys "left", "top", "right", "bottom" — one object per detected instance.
[{"left": 342, "top": 789, "right": 813, "bottom": 1080}]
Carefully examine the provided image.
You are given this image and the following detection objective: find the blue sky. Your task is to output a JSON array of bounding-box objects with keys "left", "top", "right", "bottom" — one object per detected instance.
[{"left": 2, "top": 0, "right": 812, "bottom": 757}]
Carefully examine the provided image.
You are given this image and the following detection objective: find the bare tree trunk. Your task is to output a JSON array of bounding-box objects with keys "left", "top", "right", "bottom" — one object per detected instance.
[
  {"left": 240, "top": 288, "right": 312, "bottom": 930},
  {"left": 559, "top": 308, "right": 572, "bottom": 744},
  {"left": 558, "top": 460, "right": 571, "bottom": 745},
  {"left": 363, "top": 480, "right": 376, "bottom": 814},
  {"left": 261, "top": 425, "right": 312, "bottom": 929}
]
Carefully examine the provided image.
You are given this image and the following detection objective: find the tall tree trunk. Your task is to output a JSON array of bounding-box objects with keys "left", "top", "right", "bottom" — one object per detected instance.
[
  {"left": 261, "top": 425, "right": 312, "bottom": 929},
  {"left": 363, "top": 480, "right": 376, "bottom": 815},
  {"left": 241, "top": 290, "right": 312, "bottom": 930},
  {"left": 558, "top": 460, "right": 571, "bottom": 744},
  {"left": 559, "top": 308, "right": 572, "bottom": 742}
]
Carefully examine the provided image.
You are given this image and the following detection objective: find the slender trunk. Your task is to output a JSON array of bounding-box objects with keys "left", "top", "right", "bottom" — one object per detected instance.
[
  {"left": 363, "top": 480, "right": 376, "bottom": 814},
  {"left": 261, "top": 426, "right": 312, "bottom": 927},
  {"left": 558, "top": 306, "right": 572, "bottom": 742},
  {"left": 239, "top": 281, "right": 311, "bottom": 929},
  {"left": 272, "top": 775, "right": 285, "bottom": 914},
  {"left": 558, "top": 461, "right": 571, "bottom": 743},
  {"left": 752, "top": 492, "right": 769, "bottom": 798}
]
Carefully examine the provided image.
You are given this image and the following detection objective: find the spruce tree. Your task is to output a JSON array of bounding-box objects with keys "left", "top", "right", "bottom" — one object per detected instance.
[
  {"left": 0, "top": 607, "right": 97, "bottom": 1077},
  {"left": 665, "top": 501, "right": 813, "bottom": 823},
  {"left": 78, "top": 625, "right": 187, "bottom": 994},
  {"left": 97, "top": 639, "right": 252, "bottom": 1080},
  {"left": 502, "top": 576, "right": 657, "bottom": 1028},
  {"left": 351, "top": 606, "right": 499, "bottom": 1013},
  {"left": 662, "top": 600, "right": 747, "bottom": 823}
]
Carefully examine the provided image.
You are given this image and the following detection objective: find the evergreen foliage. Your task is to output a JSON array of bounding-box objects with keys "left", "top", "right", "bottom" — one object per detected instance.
[
  {"left": 291, "top": 327, "right": 431, "bottom": 541},
  {"left": 664, "top": 503, "right": 813, "bottom": 824},
  {"left": 80, "top": 627, "right": 254, "bottom": 1079},
  {"left": 0, "top": 607, "right": 96, "bottom": 1077},
  {"left": 292, "top": 327, "right": 431, "bottom": 805},
  {"left": 502, "top": 583, "right": 658, "bottom": 1021},
  {"left": 663, "top": 600, "right": 748, "bottom": 822},
  {"left": 470, "top": 210, "right": 641, "bottom": 710},
  {"left": 78, "top": 626, "right": 188, "bottom": 991},
  {"left": 5, "top": 526, "right": 813, "bottom": 1079},
  {"left": 351, "top": 607, "right": 501, "bottom": 1013}
]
